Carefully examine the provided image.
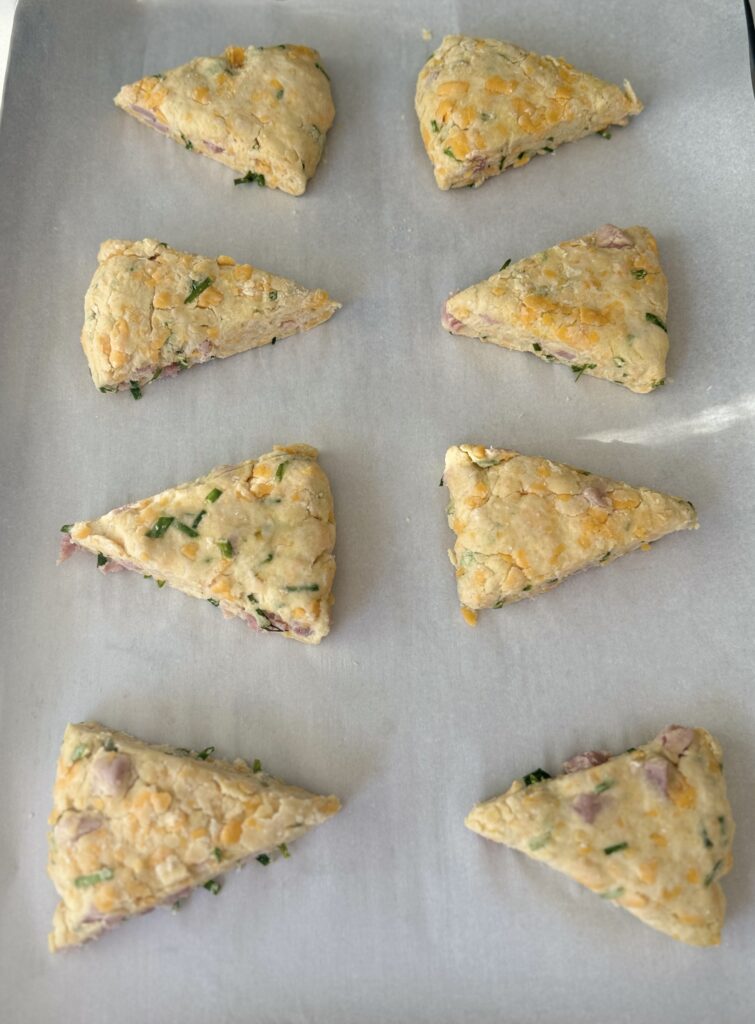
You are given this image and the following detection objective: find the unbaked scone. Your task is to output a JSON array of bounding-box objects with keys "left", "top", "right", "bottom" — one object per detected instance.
[
  {"left": 443, "top": 224, "right": 668, "bottom": 394},
  {"left": 60, "top": 445, "right": 336, "bottom": 644},
  {"left": 443, "top": 444, "right": 697, "bottom": 622},
  {"left": 48, "top": 721, "right": 341, "bottom": 950},
  {"left": 466, "top": 725, "right": 734, "bottom": 946},
  {"left": 415, "top": 35, "right": 642, "bottom": 190},
  {"left": 115, "top": 44, "right": 334, "bottom": 195},
  {"left": 82, "top": 239, "right": 340, "bottom": 396}
]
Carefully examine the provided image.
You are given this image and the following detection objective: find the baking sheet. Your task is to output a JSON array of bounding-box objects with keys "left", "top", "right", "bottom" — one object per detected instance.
[{"left": 0, "top": 0, "right": 753, "bottom": 1020}]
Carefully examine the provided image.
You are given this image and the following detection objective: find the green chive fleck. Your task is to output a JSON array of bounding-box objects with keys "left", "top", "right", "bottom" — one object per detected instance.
[
  {"left": 571, "top": 363, "right": 596, "bottom": 381},
  {"left": 315, "top": 62, "right": 330, "bottom": 80},
  {"left": 256, "top": 854, "right": 271, "bottom": 866},
  {"left": 651, "top": 378, "right": 666, "bottom": 389},
  {"left": 217, "top": 540, "right": 233, "bottom": 558},
  {"left": 276, "top": 460, "right": 290, "bottom": 482},
  {"left": 430, "top": 119, "right": 440, "bottom": 133},
  {"left": 103, "top": 737, "right": 117, "bottom": 751},
  {"left": 196, "top": 746, "right": 215, "bottom": 760},
  {"left": 631, "top": 268, "right": 647, "bottom": 279},
  {"left": 528, "top": 832, "right": 551, "bottom": 851},
  {"left": 533, "top": 342, "right": 542, "bottom": 352},
  {"left": 71, "top": 744, "right": 90, "bottom": 763},
  {"left": 523, "top": 768, "right": 551, "bottom": 786},
  {"left": 500, "top": 259, "right": 512, "bottom": 271},
  {"left": 522, "top": 584, "right": 532, "bottom": 592},
  {"left": 594, "top": 780, "right": 615, "bottom": 794},
  {"left": 213, "top": 848, "right": 223, "bottom": 862},
  {"left": 156, "top": 579, "right": 166, "bottom": 588},
  {"left": 75, "top": 867, "right": 114, "bottom": 888},
  {"left": 701, "top": 827, "right": 714, "bottom": 849},
  {"left": 600, "top": 886, "right": 625, "bottom": 900},
  {"left": 252, "top": 759, "right": 262, "bottom": 773},
  {"left": 597, "top": 129, "right": 612, "bottom": 139},
  {"left": 543, "top": 145, "right": 554, "bottom": 153},
  {"left": 278, "top": 843, "right": 291, "bottom": 858},
  {"left": 704, "top": 860, "right": 723, "bottom": 887},
  {"left": 184, "top": 277, "right": 213, "bottom": 304},
  {"left": 206, "top": 488, "right": 223, "bottom": 503},
  {"left": 145, "top": 516, "right": 174, "bottom": 539},
  {"left": 61, "top": 524, "right": 73, "bottom": 533},
  {"left": 96, "top": 553, "right": 108, "bottom": 567},
  {"left": 129, "top": 381, "right": 142, "bottom": 400},
  {"left": 207, "top": 598, "right": 219, "bottom": 607},
  {"left": 268, "top": 290, "right": 278, "bottom": 301},
  {"left": 276, "top": 88, "right": 284, "bottom": 99},
  {"left": 645, "top": 312, "right": 667, "bottom": 332},
  {"left": 180, "top": 133, "right": 193, "bottom": 150},
  {"left": 192, "top": 510, "right": 207, "bottom": 529},
  {"left": 443, "top": 147, "right": 460, "bottom": 161},
  {"left": 284, "top": 584, "right": 319, "bottom": 592},
  {"left": 233, "top": 170, "right": 266, "bottom": 186},
  {"left": 175, "top": 522, "right": 199, "bottom": 537},
  {"left": 204, "top": 879, "right": 221, "bottom": 895},
  {"left": 604, "top": 842, "right": 629, "bottom": 855},
  {"left": 498, "top": 155, "right": 505, "bottom": 170}
]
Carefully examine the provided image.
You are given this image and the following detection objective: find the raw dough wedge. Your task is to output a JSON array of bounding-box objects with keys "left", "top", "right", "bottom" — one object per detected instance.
[
  {"left": 416, "top": 35, "right": 642, "bottom": 190},
  {"left": 60, "top": 445, "right": 336, "bottom": 644},
  {"left": 48, "top": 721, "right": 341, "bottom": 950},
  {"left": 466, "top": 725, "right": 734, "bottom": 946},
  {"left": 82, "top": 239, "right": 340, "bottom": 396},
  {"left": 443, "top": 225, "right": 668, "bottom": 394},
  {"left": 115, "top": 44, "right": 334, "bottom": 195},
  {"left": 443, "top": 444, "right": 696, "bottom": 619}
]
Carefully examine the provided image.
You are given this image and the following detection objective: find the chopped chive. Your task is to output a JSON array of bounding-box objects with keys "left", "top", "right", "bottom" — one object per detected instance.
[
  {"left": 60, "top": 524, "right": 73, "bottom": 533},
  {"left": 175, "top": 521, "right": 199, "bottom": 537},
  {"left": 599, "top": 551, "right": 611, "bottom": 563},
  {"left": 277, "top": 843, "right": 291, "bottom": 858},
  {"left": 207, "top": 598, "right": 219, "bottom": 607},
  {"left": 96, "top": 553, "right": 108, "bottom": 567},
  {"left": 718, "top": 815, "right": 727, "bottom": 838},
  {"left": 71, "top": 744, "right": 89, "bottom": 763},
  {"left": 430, "top": 119, "right": 440, "bottom": 133},
  {"left": 704, "top": 860, "right": 723, "bottom": 886},
  {"left": 213, "top": 847, "right": 223, "bottom": 862},
  {"left": 523, "top": 768, "right": 551, "bottom": 786},
  {"left": 275, "top": 460, "right": 290, "bottom": 482},
  {"left": 651, "top": 378, "right": 666, "bottom": 389},
  {"left": 103, "top": 737, "right": 117, "bottom": 752},
  {"left": 284, "top": 584, "right": 319, "bottom": 592},
  {"left": 180, "top": 132, "right": 193, "bottom": 150},
  {"left": 261, "top": 552, "right": 274, "bottom": 564},
  {"left": 613, "top": 356, "right": 626, "bottom": 367},
  {"left": 528, "top": 832, "right": 551, "bottom": 851},
  {"left": 271, "top": 337, "right": 276, "bottom": 344},
  {"left": 517, "top": 151, "right": 527, "bottom": 160},
  {"left": 129, "top": 381, "right": 142, "bottom": 400},
  {"left": 247, "top": 593, "right": 258, "bottom": 604},
  {"left": 480, "top": 111, "right": 493, "bottom": 121},
  {"left": 99, "top": 385, "right": 117, "bottom": 393},
  {"left": 184, "top": 277, "right": 213, "bottom": 304},
  {"left": 600, "top": 886, "right": 625, "bottom": 900},
  {"left": 314, "top": 62, "right": 330, "bottom": 80},
  {"left": 597, "top": 128, "right": 612, "bottom": 139},
  {"left": 74, "top": 867, "right": 114, "bottom": 888},
  {"left": 252, "top": 758, "right": 262, "bottom": 773},
  {"left": 206, "top": 488, "right": 223, "bottom": 503},
  {"left": 522, "top": 584, "right": 532, "bottom": 592},
  {"left": 498, "top": 155, "right": 505, "bottom": 170},
  {"left": 256, "top": 854, "right": 271, "bottom": 866},
  {"left": 499, "top": 259, "right": 511, "bottom": 271},
  {"left": 542, "top": 145, "right": 554, "bottom": 152},
  {"left": 196, "top": 746, "right": 215, "bottom": 760},
  {"left": 204, "top": 879, "right": 221, "bottom": 894},
  {"left": 156, "top": 579, "right": 166, "bottom": 588},
  {"left": 645, "top": 312, "right": 667, "bottom": 332},
  {"left": 275, "top": 88, "right": 284, "bottom": 99},
  {"left": 192, "top": 510, "right": 207, "bottom": 529},
  {"left": 171, "top": 900, "right": 184, "bottom": 912},
  {"left": 443, "top": 146, "right": 460, "bottom": 161},
  {"left": 268, "top": 290, "right": 278, "bottom": 301},
  {"left": 571, "top": 363, "right": 597, "bottom": 381},
  {"left": 233, "top": 170, "right": 266, "bottom": 186},
  {"left": 631, "top": 268, "right": 647, "bottom": 279},
  {"left": 701, "top": 827, "right": 714, "bottom": 849},
  {"left": 604, "top": 842, "right": 629, "bottom": 855},
  {"left": 532, "top": 342, "right": 542, "bottom": 352},
  {"left": 145, "top": 516, "right": 174, "bottom": 539},
  {"left": 594, "top": 779, "right": 615, "bottom": 794},
  {"left": 217, "top": 540, "right": 233, "bottom": 558}
]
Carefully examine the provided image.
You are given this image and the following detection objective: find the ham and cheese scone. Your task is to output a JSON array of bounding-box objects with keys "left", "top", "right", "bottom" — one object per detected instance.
[
  {"left": 415, "top": 35, "right": 642, "bottom": 190},
  {"left": 466, "top": 725, "right": 734, "bottom": 946},
  {"left": 60, "top": 445, "right": 336, "bottom": 644},
  {"left": 443, "top": 224, "right": 668, "bottom": 394},
  {"left": 443, "top": 445, "right": 697, "bottom": 622},
  {"left": 82, "top": 239, "right": 340, "bottom": 397},
  {"left": 48, "top": 721, "right": 341, "bottom": 950},
  {"left": 115, "top": 44, "right": 334, "bottom": 195}
]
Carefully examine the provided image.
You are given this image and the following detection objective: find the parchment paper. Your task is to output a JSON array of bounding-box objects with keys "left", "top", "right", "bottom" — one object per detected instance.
[{"left": 0, "top": 1, "right": 753, "bottom": 1021}]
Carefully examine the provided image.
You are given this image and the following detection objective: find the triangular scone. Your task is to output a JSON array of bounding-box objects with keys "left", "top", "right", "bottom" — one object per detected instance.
[
  {"left": 466, "top": 725, "right": 734, "bottom": 946},
  {"left": 415, "top": 36, "right": 642, "bottom": 190},
  {"left": 82, "top": 239, "right": 340, "bottom": 396},
  {"left": 443, "top": 225, "right": 668, "bottom": 394},
  {"left": 115, "top": 44, "right": 334, "bottom": 195},
  {"left": 60, "top": 445, "right": 336, "bottom": 644},
  {"left": 48, "top": 721, "right": 341, "bottom": 950},
  {"left": 443, "top": 445, "right": 696, "bottom": 620}
]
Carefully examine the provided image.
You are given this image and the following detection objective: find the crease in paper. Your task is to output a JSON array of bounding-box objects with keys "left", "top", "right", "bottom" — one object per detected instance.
[{"left": 581, "top": 394, "right": 755, "bottom": 445}]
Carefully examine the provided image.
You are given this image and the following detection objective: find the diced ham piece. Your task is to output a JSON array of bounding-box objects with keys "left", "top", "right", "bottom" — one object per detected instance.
[
  {"left": 660, "top": 725, "right": 695, "bottom": 759},
  {"left": 594, "top": 224, "right": 633, "bottom": 249},
  {"left": 562, "top": 750, "right": 611, "bottom": 774},
  {"left": 548, "top": 347, "right": 576, "bottom": 362},
  {"left": 100, "top": 560, "right": 126, "bottom": 574},
  {"left": 202, "top": 140, "right": 225, "bottom": 154},
  {"left": 643, "top": 756, "right": 673, "bottom": 796},
  {"left": 572, "top": 792, "right": 604, "bottom": 824},
  {"left": 90, "top": 752, "right": 133, "bottom": 799},
  {"left": 130, "top": 105, "right": 170, "bottom": 134},
  {"left": 441, "top": 303, "right": 465, "bottom": 333},
  {"left": 582, "top": 486, "right": 612, "bottom": 509},
  {"left": 54, "top": 811, "right": 103, "bottom": 845},
  {"left": 58, "top": 534, "right": 78, "bottom": 563}
]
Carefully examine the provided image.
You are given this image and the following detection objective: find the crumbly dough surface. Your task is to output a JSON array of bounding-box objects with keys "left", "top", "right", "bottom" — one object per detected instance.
[
  {"left": 443, "top": 444, "right": 697, "bottom": 615},
  {"left": 443, "top": 225, "right": 668, "bottom": 394},
  {"left": 115, "top": 44, "right": 335, "bottom": 195},
  {"left": 415, "top": 35, "right": 641, "bottom": 190},
  {"left": 48, "top": 721, "right": 340, "bottom": 950},
  {"left": 64, "top": 445, "right": 336, "bottom": 644},
  {"left": 82, "top": 239, "right": 340, "bottom": 394},
  {"left": 466, "top": 726, "right": 734, "bottom": 946}
]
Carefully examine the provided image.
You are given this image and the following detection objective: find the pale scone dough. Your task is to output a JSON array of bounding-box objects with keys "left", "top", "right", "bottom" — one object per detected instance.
[
  {"left": 466, "top": 725, "right": 734, "bottom": 946},
  {"left": 115, "top": 44, "right": 335, "bottom": 195},
  {"left": 48, "top": 721, "right": 340, "bottom": 950}
]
